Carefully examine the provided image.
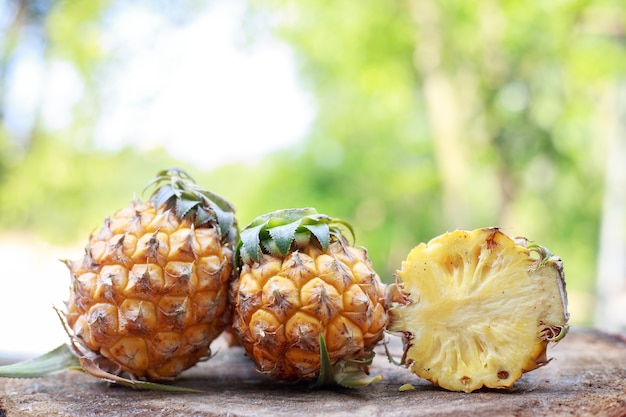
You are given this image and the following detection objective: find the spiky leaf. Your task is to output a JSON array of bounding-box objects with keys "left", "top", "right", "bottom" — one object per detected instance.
[
  {"left": 152, "top": 184, "right": 177, "bottom": 209},
  {"left": 313, "top": 335, "right": 381, "bottom": 389},
  {"left": 176, "top": 198, "right": 200, "bottom": 220},
  {"left": 0, "top": 341, "right": 201, "bottom": 391},
  {"left": 238, "top": 207, "right": 355, "bottom": 266},
  {"left": 0, "top": 344, "right": 79, "bottom": 378},
  {"left": 314, "top": 335, "right": 335, "bottom": 388},
  {"left": 144, "top": 168, "right": 238, "bottom": 245},
  {"left": 241, "top": 222, "right": 267, "bottom": 263},
  {"left": 304, "top": 223, "right": 330, "bottom": 251},
  {"left": 209, "top": 202, "right": 236, "bottom": 239},
  {"left": 269, "top": 219, "right": 303, "bottom": 256},
  {"left": 195, "top": 206, "right": 212, "bottom": 228}
]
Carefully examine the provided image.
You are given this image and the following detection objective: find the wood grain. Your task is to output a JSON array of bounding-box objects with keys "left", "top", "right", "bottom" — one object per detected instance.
[{"left": 1, "top": 330, "right": 625, "bottom": 417}]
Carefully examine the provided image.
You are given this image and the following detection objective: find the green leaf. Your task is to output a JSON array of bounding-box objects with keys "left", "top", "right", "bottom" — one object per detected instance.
[
  {"left": 329, "top": 218, "right": 355, "bottom": 244},
  {"left": 269, "top": 219, "right": 302, "bottom": 256},
  {"left": 262, "top": 239, "right": 280, "bottom": 256},
  {"left": 144, "top": 169, "right": 237, "bottom": 244},
  {"left": 0, "top": 344, "right": 80, "bottom": 378},
  {"left": 210, "top": 203, "right": 236, "bottom": 241},
  {"left": 313, "top": 334, "right": 336, "bottom": 388},
  {"left": 269, "top": 208, "right": 318, "bottom": 224},
  {"left": 152, "top": 184, "right": 176, "bottom": 209},
  {"left": 304, "top": 223, "right": 330, "bottom": 250},
  {"left": 194, "top": 206, "right": 212, "bottom": 227},
  {"left": 0, "top": 343, "right": 202, "bottom": 392},
  {"left": 241, "top": 222, "right": 266, "bottom": 263},
  {"left": 313, "top": 335, "right": 382, "bottom": 389},
  {"left": 176, "top": 198, "right": 199, "bottom": 220},
  {"left": 200, "top": 189, "right": 237, "bottom": 214},
  {"left": 239, "top": 207, "right": 357, "bottom": 263},
  {"left": 173, "top": 167, "right": 195, "bottom": 183}
]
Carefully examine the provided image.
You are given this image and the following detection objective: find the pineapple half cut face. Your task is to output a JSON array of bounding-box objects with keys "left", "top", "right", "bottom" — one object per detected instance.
[{"left": 387, "top": 228, "right": 569, "bottom": 392}]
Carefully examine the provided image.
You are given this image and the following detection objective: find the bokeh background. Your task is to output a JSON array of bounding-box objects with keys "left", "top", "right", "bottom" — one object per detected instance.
[{"left": 1, "top": 0, "right": 624, "bottom": 357}]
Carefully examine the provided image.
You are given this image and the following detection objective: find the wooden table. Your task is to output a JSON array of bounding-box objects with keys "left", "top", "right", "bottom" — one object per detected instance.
[{"left": 1, "top": 329, "right": 625, "bottom": 417}]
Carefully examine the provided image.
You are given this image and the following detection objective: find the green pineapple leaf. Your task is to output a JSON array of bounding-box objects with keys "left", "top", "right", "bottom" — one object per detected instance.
[
  {"left": 269, "top": 219, "right": 302, "bottom": 256},
  {"left": 175, "top": 197, "right": 200, "bottom": 220},
  {"left": 240, "top": 222, "right": 267, "bottom": 263},
  {"left": 312, "top": 335, "right": 381, "bottom": 389},
  {"left": 238, "top": 207, "right": 358, "bottom": 266},
  {"left": 152, "top": 184, "right": 177, "bottom": 209},
  {"left": 208, "top": 201, "right": 237, "bottom": 241},
  {"left": 313, "top": 334, "right": 335, "bottom": 388},
  {"left": 0, "top": 344, "right": 79, "bottom": 378},
  {"left": 304, "top": 223, "right": 330, "bottom": 251},
  {"left": 144, "top": 168, "right": 238, "bottom": 245},
  {"left": 194, "top": 206, "right": 212, "bottom": 228},
  {"left": 0, "top": 344, "right": 202, "bottom": 392}
]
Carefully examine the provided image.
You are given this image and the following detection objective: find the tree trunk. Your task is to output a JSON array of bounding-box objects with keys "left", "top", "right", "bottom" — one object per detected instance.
[
  {"left": 408, "top": 0, "right": 470, "bottom": 229},
  {"left": 595, "top": 81, "right": 626, "bottom": 332}
]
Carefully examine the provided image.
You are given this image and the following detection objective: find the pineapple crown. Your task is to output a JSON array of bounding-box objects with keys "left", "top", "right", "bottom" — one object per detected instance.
[
  {"left": 144, "top": 168, "right": 238, "bottom": 244},
  {"left": 237, "top": 207, "right": 355, "bottom": 266}
]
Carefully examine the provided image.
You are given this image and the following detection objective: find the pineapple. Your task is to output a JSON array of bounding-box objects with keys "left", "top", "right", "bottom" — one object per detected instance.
[
  {"left": 64, "top": 168, "right": 238, "bottom": 382},
  {"left": 387, "top": 228, "right": 569, "bottom": 392},
  {"left": 231, "top": 208, "right": 388, "bottom": 386}
]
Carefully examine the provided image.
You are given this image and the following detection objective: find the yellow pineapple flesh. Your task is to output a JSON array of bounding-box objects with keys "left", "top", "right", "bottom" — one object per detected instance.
[
  {"left": 65, "top": 168, "right": 238, "bottom": 381},
  {"left": 231, "top": 208, "right": 388, "bottom": 385},
  {"left": 387, "top": 228, "right": 569, "bottom": 392}
]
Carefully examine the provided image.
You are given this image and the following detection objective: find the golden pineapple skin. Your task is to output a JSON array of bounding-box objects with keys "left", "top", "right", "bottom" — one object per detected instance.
[
  {"left": 232, "top": 237, "right": 388, "bottom": 382},
  {"left": 66, "top": 200, "right": 235, "bottom": 381},
  {"left": 388, "top": 228, "right": 569, "bottom": 392}
]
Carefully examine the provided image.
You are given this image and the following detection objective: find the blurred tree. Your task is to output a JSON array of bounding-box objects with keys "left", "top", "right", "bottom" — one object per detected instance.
[
  {"left": 242, "top": 0, "right": 625, "bottom": 327},
  {"left": 235, "top": 0, "right": 441, "bottom": 278},
  {"left": 595, "top": 81, "right": 626, "bottom": 333},
  {"left": 0, "top": 0, "right": 217, "bottom": 241},
  {"left": 0, "top": 0, "right": 110, "bottom": 152}
]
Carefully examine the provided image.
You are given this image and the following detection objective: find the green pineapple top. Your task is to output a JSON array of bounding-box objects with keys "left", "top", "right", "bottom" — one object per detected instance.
[
  {"left": 238, "top": 207, "right": 355, "bottom": 265},
  {"left": 145, "top": 168, "right": 238, "bottom": 245}
]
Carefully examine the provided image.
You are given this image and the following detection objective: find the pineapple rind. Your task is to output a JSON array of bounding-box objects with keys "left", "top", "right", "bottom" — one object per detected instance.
[
  {"left": 232, "top": 238, "right": 388, "bottom": 382},
  {"left": 389, "top": 228, "right": 569, "bottom": 392}
]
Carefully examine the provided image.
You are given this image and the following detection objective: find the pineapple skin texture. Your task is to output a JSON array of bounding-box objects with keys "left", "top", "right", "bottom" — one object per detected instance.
[
  {"left": 388, "top": 228, "right": 569, "bottom": 393},
  {"left": 231, "top": 238, "right": 388, "bottom": 382},
  {"left": 65, "top": 201, "right": 235, "bottom": 381}
]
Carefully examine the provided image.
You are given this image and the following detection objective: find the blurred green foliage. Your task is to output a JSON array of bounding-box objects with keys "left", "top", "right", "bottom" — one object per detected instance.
[
  {"left": 1, "top": 0, "right": 625, "bottom": 326},
  {"left": 0, "top": 135, "right": 180, "bottom": 241},
  {"left": 237, "top": 0, "right": 623, "bottom": 299}
]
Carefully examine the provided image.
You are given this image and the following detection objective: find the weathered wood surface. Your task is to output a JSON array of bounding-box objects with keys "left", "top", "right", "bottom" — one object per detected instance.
[{"left": 1, "top": 329, "right": 625, "bottom": 417}]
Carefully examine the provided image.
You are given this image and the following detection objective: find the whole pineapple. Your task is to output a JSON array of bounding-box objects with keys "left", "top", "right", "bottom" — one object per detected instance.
[
  {"left": 231, "top": 208, "right": 388, "bottom": 386},
  {"left": 64, "top": 168, "right": 238, "bottom": 381},
  {"left": 387, "top": 228, "right": 569, "bottom": 392}
]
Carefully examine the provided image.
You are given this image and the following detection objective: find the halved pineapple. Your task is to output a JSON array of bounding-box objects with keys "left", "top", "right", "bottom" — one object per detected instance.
[{"left": 387, "top": 228, "right": 569, "bottom": 392}]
